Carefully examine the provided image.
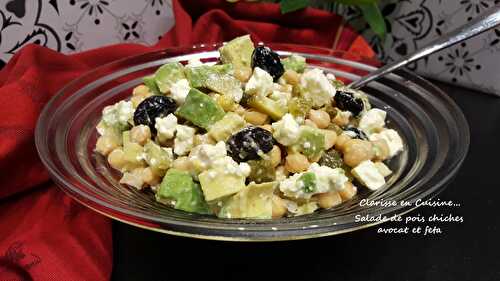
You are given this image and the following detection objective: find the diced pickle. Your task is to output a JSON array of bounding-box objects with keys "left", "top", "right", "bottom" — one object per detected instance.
[
  {"left": 298, "top": 172, "right": 316, "bottom": 193},
  {"left": 318, "top": 149, "right": 353, "bottom": 180},
  {"left": 282, "top": 54, "right": 306, "bottom": 73},
  {"left": 291, "top": 126, "right": 325, "bottom": 160},
  {"left": 288, "top": 97, "right": 312, "bottom": 119},
  {"left": 318, "top": 149, "right": 344, "bottom": 169},
  {"left": 247, "top": 159, "right": 276, "bottom": 183}
]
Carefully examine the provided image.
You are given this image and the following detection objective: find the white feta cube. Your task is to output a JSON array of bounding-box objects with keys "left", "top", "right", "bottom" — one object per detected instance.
[
  {"left": 369, "top": 129, "right": 404, "bottom": 157},
  {"left": 174, "top": 125, "right": 196, "bottom": 156},
  {"left": 120, "top": 169, "right": 144, "bottom": 190},
  {"left": 269, "top": 90, "right": 291, "bottom": 108},
  {"left": 308, "top": 163, "right": 349, "bottom": 192},
  {"left": 170, "top": 79, "right": 191, "bottom": 105},
  {"left": 279, "top": 163, "right": 348, "bottom": 199},
  {"left": 272, "top": 113, "right": 300, "bottom": 146},
  {"left": 188, "top": 141, "right": 227, "bottom": 172},
  {"left": 155, "top": 114, "right": 177, "bottom": 141},
  {"left": 374, "top": 162, "right": 392, "bottom": 177},
  {"left": 358, "top": 108, "right": 386, "bottom": 135},
  {"left": 101, "top": 100, "right": 133, "bottom": 130},
  {"left": 245, "top": 67, "right": 273, "bottom": 96},
  {"left": 352, "top": 160, "right": 386, "bottom": 190},
  {"left": 299, "top": 68, "right": 336, "bottom": 108},
  {"left": 213, "top": 156, "right": 251, "bottom": 178}
]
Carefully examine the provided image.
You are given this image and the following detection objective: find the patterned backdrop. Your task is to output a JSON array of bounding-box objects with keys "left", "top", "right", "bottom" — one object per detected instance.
[
  {"left": 0, "top": 0, "right": 499, "bottom": 95},
  {"left": 314, "top": 0, "right": 500, "bottom": 95},
  {"left": 0, "top": 0, "right": 174, "bottom": 67}
]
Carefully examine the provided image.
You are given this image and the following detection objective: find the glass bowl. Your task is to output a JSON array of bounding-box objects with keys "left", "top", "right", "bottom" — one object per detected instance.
[{"left": 35, "top": 44, "right": 469, "bottom": 241}]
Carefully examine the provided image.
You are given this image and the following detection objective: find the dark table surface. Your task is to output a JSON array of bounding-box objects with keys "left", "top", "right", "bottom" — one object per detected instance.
[{"left": 111, "top": 80, "right": 500, "bottom": 281}]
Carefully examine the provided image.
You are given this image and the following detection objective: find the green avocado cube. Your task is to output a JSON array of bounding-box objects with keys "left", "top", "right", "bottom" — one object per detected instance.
[
  {"left": 198, "top": 168, "right": 246, "bottom": 202},
  {"left": 204, "top": 73, "right": 242, "bottom": 101},
  {"left": 291, "top": 126, "right": 325, "bottom": 160},
  {"left": 208, "top": 112, "right": 246, "bottom": 142},
  {"left": 218, "top": 181, "right": 276, "bottom": 219},
  {"left": 156, "top": 169, "right": 211, "bottom": 214},
  {"left": 176, "top": 88, "right": 226, "bottom": 130},
  {"left": 282, "top": 54, "right": 306, "bottom": 73},
  {"left": 144, "top": 141, "right": 172, "bottom": 176},
  {"left": 185, "top": 64, "right": 233, "bottom": 88},
  {"left": 219, "top": 35, "right": 255, "bottom": 70},
  {"left": 121, "top": 131, "right": 145, "bottom": 171},
  {"left": 143, "top": 75, "right": 161, "bottom": 95},
  {"left": 154, "top": 62, "right": 185, "bottom": 93},
  {"left": 247, "top": 95, "right": 288, "bottom": 121}
]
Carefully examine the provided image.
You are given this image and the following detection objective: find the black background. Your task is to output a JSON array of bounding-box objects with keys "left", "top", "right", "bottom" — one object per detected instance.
[{"left": 112, "top": 81, "right": 500, "bottom": 281}]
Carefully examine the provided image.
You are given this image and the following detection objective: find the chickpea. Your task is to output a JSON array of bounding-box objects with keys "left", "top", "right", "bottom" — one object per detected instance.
[
  {"left": 272, "top": 195, "right": 287, "bottom": 219},
  {"left": 215, "top": 94, "right": 238, "bottom": 112},
  {"left": 304, "top": 119, "right": 318, "bottom": 128},
  {"left": 120, "top": 168, "right": 146, "bottom": 190},
  {"left": 194, "top": 134, "right": 216, "bottom": 146},
  {"left": 275, "top": 165, "right": 289, "bottom": 181},
  {"left": 142, "top": 167, "right": 161, "bottom": 186},
  {"left": 273, "top": 83, "right": 292, "bottom": 93},
  {"left": 309, "top": 152, "right": 323, "bottom": 164},
  {"left": 285, "top": 153, "right": 310, "bottom": 173},
  {"left": 172, "top": 156, "right": 192, "bottom": 172},
  {"left": 131, "top": 85, "right": 152, "bottom": 108},
  {"left": 234, "top": 67, "right": 252, "bottom": 82},
  {"left": 308, "top": 109, "right": 331, "bottom": 129},
  {"left": 316, "top": 191, "right": 342, "bottom": 209},
  {"left": 335, "top": 134, "right": 352, "bottom": 152},
  {"left": 371, "top": 139, "right": 390, "bottom": 161},
  {"left": 96, "top": 135, "right": 119, "bottom": 156},
  {"left": 343, "top": 139, "right": 374, "bottom": 167},
  {"left": 132, "top": 85, "right": 150, "bottom": 96},
  {"left": 130, "top": 125, "right": 151, "bottom": 146},
  {"left": 269, "top": 145, "right": 282, "bottom": 167},
  {"left": 244, "top": 110, "right": 269, "bottom": 125},
  {"left": 259, "top": 124, "right": 273, "bottom": 133},
  {"left": 108, "top": 148, "right": 126, "bottom": 170},
  {"left": 339, "top": 182, "right": 357, "bottom": 201},
  {"left": 283, "top": 69, "right": 300, "bottom": 86},
  {"left": 332, "top": 111, "right": 350, "bottom": 126},
  {"left": 234, "top": 105, "right": 247, "bottom": 116},
  {"left": 282, "top": 84, "right": 293, "bottom": 93},
  {"left": 323, "top": 130, "right": 337, "bottom": 150}
]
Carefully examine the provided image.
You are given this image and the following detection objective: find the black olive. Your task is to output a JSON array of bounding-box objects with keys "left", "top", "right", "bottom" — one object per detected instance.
[
  {"left": 251, "top": 46, "right": 285, "bottom": 81},
  {"left": 133, "top": 95, "right": 177, "bottom": 133},
  {"left": 343, "top": 126, "right": 368, "bottom": 140},
  {"left": 226, "top": 126, "right": 276, "bottom": 162},
  {"left": 334, "top": 91, "right": 364, "bottom": 116}
]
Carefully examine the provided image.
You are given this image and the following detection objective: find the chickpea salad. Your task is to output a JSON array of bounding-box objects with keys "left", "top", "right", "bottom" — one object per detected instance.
[{"left": 95, "top": 35, "right": 404, "bottom": 219}]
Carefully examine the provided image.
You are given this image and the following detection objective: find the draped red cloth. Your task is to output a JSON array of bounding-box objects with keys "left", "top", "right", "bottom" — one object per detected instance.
[{"left": 0, "top": 0, "right": 374, "bottom": 280}]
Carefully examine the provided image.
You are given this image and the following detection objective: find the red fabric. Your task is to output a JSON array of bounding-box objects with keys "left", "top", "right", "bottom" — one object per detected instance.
[{"left": 0, "top": 0, "right": 374, "bottom": 280}]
